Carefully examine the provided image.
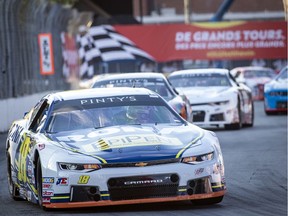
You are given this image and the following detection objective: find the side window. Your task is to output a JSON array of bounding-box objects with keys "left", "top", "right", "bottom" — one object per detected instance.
[
  {"left": 35, "top": 105, "right": 49, "bottom": 133},
  {"left": 29, "top": 99, "right": 49, "bottom": 132}
]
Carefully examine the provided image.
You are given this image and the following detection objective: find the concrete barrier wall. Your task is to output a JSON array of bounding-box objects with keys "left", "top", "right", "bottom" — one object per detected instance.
[{"left": 0, "top": 92, "right": 51, "bottom": 133}]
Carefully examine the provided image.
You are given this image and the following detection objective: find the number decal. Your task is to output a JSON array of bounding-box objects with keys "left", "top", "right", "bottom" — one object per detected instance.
[
  {"left": 16, "top": 133, "right": 31, "bottom": 183},
  {"left": 78, "top": 175, "right": 90, "bottom": 184}
]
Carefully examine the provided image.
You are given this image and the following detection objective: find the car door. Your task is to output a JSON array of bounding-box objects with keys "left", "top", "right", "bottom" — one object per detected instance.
[
  {"left": 229, "top": 72, "right": 251, "bottom": 116},
  {"left": 11, "top": 99, "right": 49, "bottom": 186}
]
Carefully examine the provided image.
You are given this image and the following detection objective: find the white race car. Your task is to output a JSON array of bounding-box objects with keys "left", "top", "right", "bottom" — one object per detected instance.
[
  {"left": 91, "top": 72, "right": 192, "bottom": 122},
  {"left": 168, "top": 68, "right": 254, "bottom": 130},
  {"left": 6, "top": 87, "right": 226, "bottom": 209}
]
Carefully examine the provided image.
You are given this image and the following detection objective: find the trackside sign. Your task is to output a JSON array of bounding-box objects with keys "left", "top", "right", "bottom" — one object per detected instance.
[
  {"left": 38, "top": 33, "right": 55, "bottom": 75},
  {"left": 114, "top": 21, "right": 287, "bottom": 61}
]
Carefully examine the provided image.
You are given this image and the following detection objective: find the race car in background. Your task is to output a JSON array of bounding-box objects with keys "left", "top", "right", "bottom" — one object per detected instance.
[
  {"left": 6, "top": 88, "right": 226, "bottom": 209},
  {"left": 264, "top": 66, "right": 288, "bottom": 115},
  {"left": 230, "top": 66, "right": 276, "bottom": 100},
  {"left": 168, "top": 68, "right": 254, "bottom": 130},
  {"left": 91, "top": 72, "right": 193, "bottom": 122}
]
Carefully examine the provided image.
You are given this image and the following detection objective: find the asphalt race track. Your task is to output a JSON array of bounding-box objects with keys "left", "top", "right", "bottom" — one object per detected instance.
[{"left": 0, "top": 101, "right": 287, "bottom": 216}]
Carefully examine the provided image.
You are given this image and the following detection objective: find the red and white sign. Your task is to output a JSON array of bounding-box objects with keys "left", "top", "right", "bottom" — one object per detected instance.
[
  {"left": 114, "top": 21, "right": 287, "bottom": 61},
  {"left": 38, "top": 33, "right": 55, "bottom": 75}
]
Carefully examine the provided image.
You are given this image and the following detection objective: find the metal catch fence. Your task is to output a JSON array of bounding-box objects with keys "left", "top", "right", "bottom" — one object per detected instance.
[{"left": 0, "top": 0, "right": 74, "bottom": 99}]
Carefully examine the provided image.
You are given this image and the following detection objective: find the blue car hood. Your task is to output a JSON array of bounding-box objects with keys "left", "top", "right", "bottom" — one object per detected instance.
[{"left": 47, "top": 124, "right": 203, "bottom": 163}]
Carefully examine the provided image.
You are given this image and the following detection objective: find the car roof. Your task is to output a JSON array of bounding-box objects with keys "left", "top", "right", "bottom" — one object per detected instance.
[
  {"left": 230, "top": 66, "right": 274, "bottom": 72},
  {"left": 169, "top": 68, "right": 229, "bottom": 76},
  {"left": 93, "top": 72, "right": 166, "bottom": 82},
  {"left": 48, "top": 87, "right": 156, "bottom": 102}
]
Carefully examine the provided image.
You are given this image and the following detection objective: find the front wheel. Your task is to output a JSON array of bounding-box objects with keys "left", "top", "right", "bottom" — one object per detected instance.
[
  {"left": 243, "top": 102, "right": 254, "bottom": 127},
  {"left": 224, "top": 101, "right": 242, "bottom": 130},
  {"left": 36, "top": 157, "right": 44, "bottom": 208}
]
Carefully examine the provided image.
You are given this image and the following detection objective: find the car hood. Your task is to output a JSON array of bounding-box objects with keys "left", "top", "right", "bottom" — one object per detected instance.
[
  {"left": 266, "top": 79, "right": 288, "bottom": 90},
  {"left": 46, "top": 124, "right": 204, "bottom": 163},
  {"left": 245, "top": 77, "right": 272, "bottom": 87},
  {"left": 176, "top": 87, "right": 232, "bottom": 103}
]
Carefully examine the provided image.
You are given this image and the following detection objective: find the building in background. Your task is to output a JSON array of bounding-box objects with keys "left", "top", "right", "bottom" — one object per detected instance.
[{"left": 133, "top": 0, "right": 285, "bottom": 23}]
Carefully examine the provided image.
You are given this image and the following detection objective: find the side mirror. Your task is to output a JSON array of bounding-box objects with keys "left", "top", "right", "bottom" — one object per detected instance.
[{"left": 234, "top": 71, "right": 241, "bottom": 79}]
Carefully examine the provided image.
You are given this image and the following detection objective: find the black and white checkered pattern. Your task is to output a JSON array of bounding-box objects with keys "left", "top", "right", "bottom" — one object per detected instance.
[{"left": 76, "top": 25, "right": 155, "bottom": 78}]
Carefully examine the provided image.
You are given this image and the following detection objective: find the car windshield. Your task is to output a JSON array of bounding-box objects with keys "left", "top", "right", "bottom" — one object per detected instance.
[
  {"left": 244, "top": 70, "right": 275, "bottom": 78},
  {"left": 45, "top": 95, "right": 183, "bottom": 133},
  {"left": 92, "top": 77, "right": 174, "bottom": 100},
  {"left": 276, "top": 68, "right": 288, "bottom": 81},
  {"left": 169, "top": 73, "right": 231, "bottom": 87}
]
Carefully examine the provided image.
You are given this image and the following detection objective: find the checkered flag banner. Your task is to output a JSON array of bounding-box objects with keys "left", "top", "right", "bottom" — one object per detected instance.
[{"left": 76, "top": 25, "right": 155, "bottom": 78}]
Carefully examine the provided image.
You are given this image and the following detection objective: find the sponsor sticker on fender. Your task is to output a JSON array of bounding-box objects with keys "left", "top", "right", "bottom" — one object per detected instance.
[
  {"left": 195, "top": 168, "right": 204, "bottom": 176},
  {"left": 42, "top": 177, "right": 54, "bottom": 183},
  {"left": 42, "top": 190, "right": 54, "bottom": 197},
  {"left": 78, "top": 175, "right": 90, "bottom": 184},
  {"left": 42, "top": 197, "right": 51, "bottom": 204},
  {"left": 56, "top": 178, "right": 68, "bottom": 186},
  {"left": 42, "top": 183, "right": 53, "bottom": 189}
]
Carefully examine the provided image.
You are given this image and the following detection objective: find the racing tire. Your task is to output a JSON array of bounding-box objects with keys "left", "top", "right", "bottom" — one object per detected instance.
[
  {"left": 36, "top": 157, "right": 47, "bottom": 210},
  {"left": 6, "top": 152, "right": 23, "bottom": 201},
  {"left": 224, "top": 101, "right": 242, "bottom": 130},
  {"left": 192, "top": 196, "right": 224, "bottom": 205},
  {"left": 243, "top": 102, "right": 254, "bottom": 127}
]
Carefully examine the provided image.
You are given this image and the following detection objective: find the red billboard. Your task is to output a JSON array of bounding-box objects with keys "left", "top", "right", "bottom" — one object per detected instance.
[{"left": 114, "top": 21, "right": 287, "bottom": 62}]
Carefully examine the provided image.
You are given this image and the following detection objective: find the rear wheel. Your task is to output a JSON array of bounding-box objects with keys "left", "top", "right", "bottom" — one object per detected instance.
[
  {"left": 6, "top": 151, "right": 23, "bottom": 201},
  {"left": 244, "top": 101, "right": 254, "bottom": 127},
  {"left": 192, "top": 196, "right": 224, "bottom": 205}
]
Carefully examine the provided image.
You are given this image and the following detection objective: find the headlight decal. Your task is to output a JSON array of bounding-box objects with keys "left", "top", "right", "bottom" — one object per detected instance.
[
  {"left": 181, "top": 152, "right": 214, "bottom": 164},
  {"left": 175, "top": 130, "right": 204, "bottom": 159},
  {"left": 59, "top": 163, "right": 101, "bottom": 171}
]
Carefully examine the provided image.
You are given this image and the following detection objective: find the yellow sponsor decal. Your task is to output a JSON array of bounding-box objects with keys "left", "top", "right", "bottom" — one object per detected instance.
[
  {"left": 98, "top": 139, "right": 110, "bottom": 151},
  {"left": 16, "top": 133, "right": 31, "bottom": 183},
  {"left": 51, "top": 196, "right": 70, "bottom": 200},
  {"left": 212, "top": 184, "right": 225, "bottom": 188},
  {"left": 100, "top": 193, "right": 110, "bottom": 197},
  {"left": 78, "top": 175, "right": 90, "bottom": 184},
  {"left": 178, "top": 188, "right": 187, "bottom": 192},
  {"left": 97, "top": 134, "right": 182, "bottom": 150}
]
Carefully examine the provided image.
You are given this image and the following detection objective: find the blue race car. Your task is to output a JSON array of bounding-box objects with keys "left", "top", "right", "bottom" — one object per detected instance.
[{"left": 264, "top": 66, "right": 288, "bottom": 115}]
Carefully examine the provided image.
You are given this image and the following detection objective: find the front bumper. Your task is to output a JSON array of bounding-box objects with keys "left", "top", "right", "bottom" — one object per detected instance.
[
  {"left": 42, "top": 161, "right": 226, "bottom": 208},
  {"left": 264, "top": 94, "right": 288, "bottom": 111},
  {"left": 191, "top": 103, "right": 238, "bottom": 127}
]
